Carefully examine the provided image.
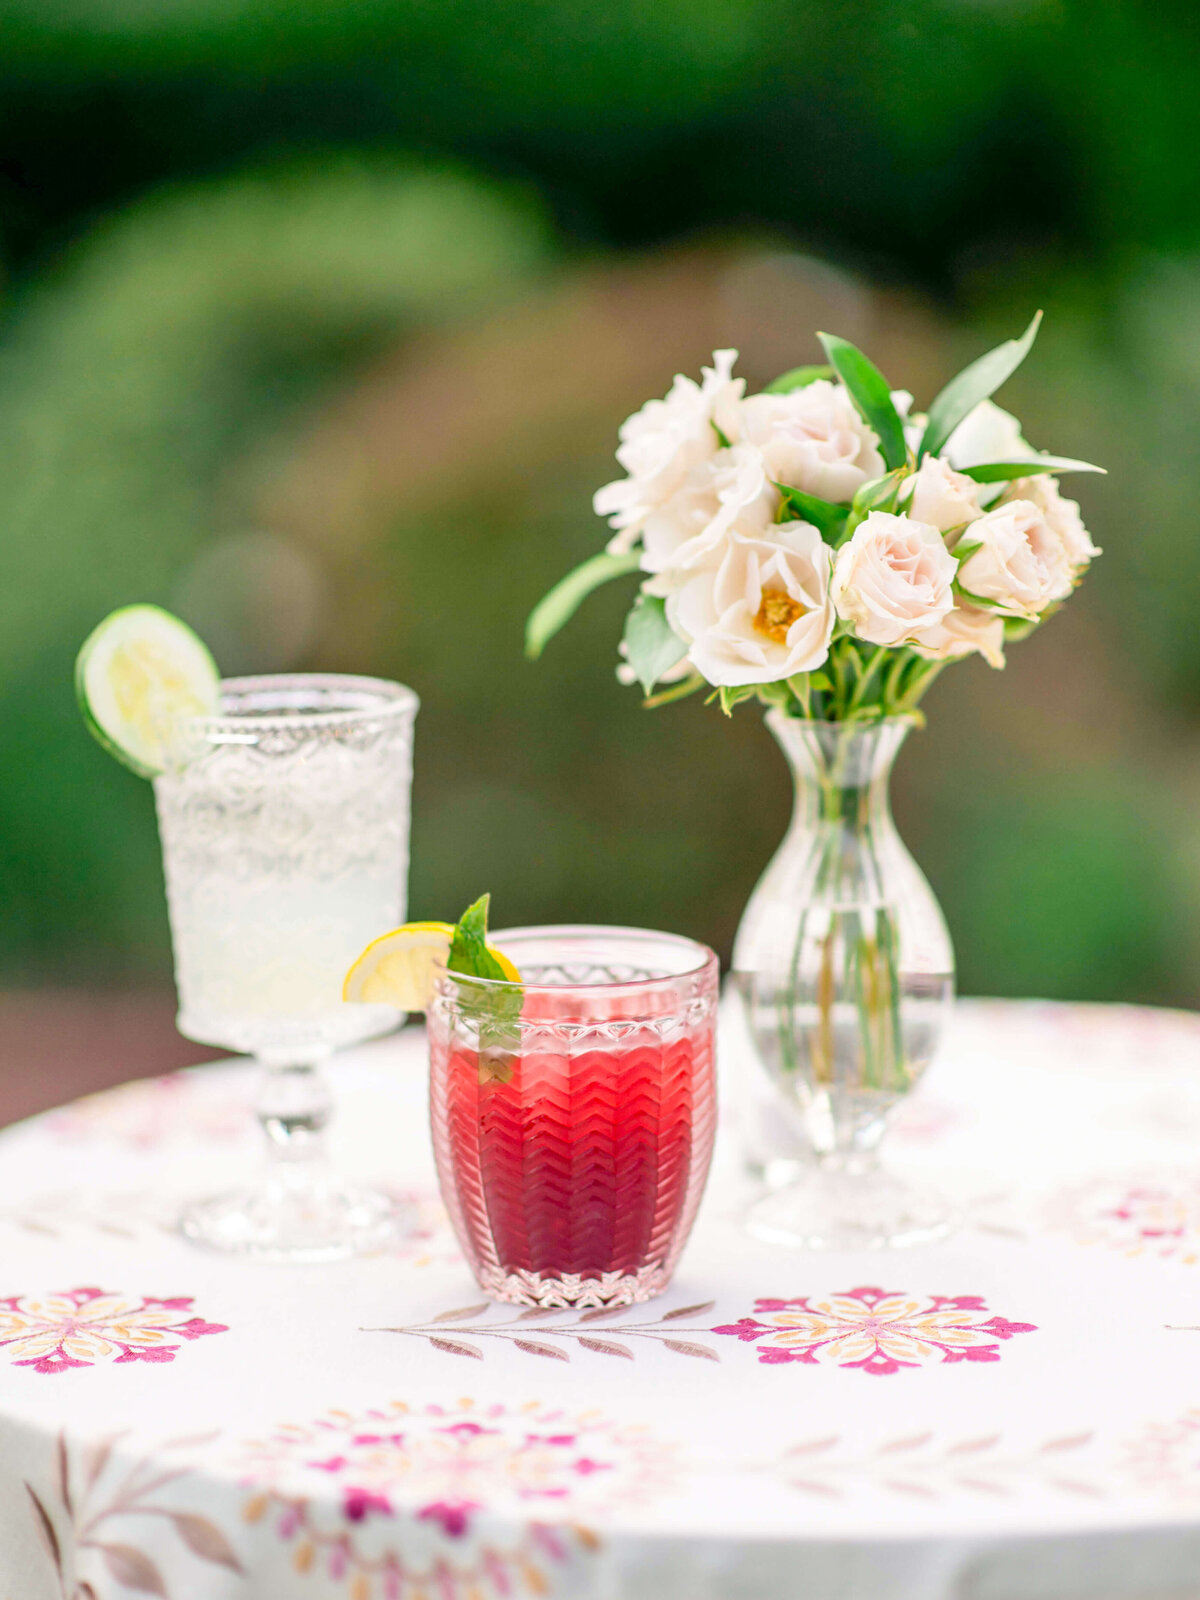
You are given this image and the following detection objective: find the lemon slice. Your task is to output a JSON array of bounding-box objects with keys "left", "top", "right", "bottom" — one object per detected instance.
[
  {"left": 76, "top": 604, "right": 220, "bottom": 777},
  {"left": 343, "top": 923, "right": 521, "bottom": 1012}
]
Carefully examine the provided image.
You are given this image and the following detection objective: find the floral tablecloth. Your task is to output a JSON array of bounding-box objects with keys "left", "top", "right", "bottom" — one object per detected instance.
[{"left": 3, "top": 999, "right": 1200, "bottom": 1600}]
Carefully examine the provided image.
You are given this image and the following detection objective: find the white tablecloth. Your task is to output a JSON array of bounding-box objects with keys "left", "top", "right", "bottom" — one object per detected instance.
[{"left": 3, "top": 999, "right": 1200, "bottom": 1600}]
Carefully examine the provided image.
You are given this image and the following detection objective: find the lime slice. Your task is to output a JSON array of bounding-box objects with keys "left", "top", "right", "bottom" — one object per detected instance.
[
  {"left": 76, "top": 604, "right": 220, "bottom": 777},
  {"left": 344, "top": 921, "right": 520, "bottom": 1012}
]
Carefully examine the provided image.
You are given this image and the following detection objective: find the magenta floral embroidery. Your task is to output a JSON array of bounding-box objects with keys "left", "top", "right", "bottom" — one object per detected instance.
[
  {"left": 1044, "top": 1174, "right": 1200, "bottom": 1264},
  {"left": 0, "top": 1287, "right": 228, "bottom": 1374},
  {"left": 236, "top": 1398, "right": 675, "bottom": 1590},
  {"left": 714, "top": 1286, "right": 1037, "bottom": 1376}
]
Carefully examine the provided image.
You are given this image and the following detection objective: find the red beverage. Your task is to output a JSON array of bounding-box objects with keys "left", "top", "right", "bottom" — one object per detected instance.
[{"left": 428, "top": 927, "right": 718, "bottom": 1307}]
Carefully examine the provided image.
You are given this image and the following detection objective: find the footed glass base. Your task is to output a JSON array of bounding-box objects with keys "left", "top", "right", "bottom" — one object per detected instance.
[
  {"left": 477, "top": 1262, "right": 668, "bottom": 1309},
  {"left": 179, "top": 1174, "right": 407, "bottom": 1264},
  {"left": 745, "top": 1162, "right": 955, "bottom": 1251}
]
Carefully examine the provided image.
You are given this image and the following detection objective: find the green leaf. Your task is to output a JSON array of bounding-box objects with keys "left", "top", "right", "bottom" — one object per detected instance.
[
  {"left": 950, "top": 538, "right": 983, "bottom": 563},
  {"left": 642, "top": 672, "right": 705, "bottom": 709},
  {"left": 817, "top": 332, "right": 906, "bottom": 470},
  {"left": 1003, "top": 616, "right": 1040, "bottom": 642},
  {"left": 754, "top": 679, "right": 791, "bottom": 708},
  {"left": 919, "top": 311, "right": 1042, "bottom": 461},
  {"left": 961, "top": 455, "right": 1106, "bottom": 483},
  {"left": 763, "top": 364, "right": 835, "bottom": 394},
  {"left": 717, "top": 685, "right": 757, "bottom": 716},
  {"left": 622, "top": 594, "right": 688, "bottom": 695},
  {"left": 842, "top": 467, "right": 908, "bottom": 540},
  {"left": 448, "top": 894, "right": 509, "bottom": 982},
  {"left": 776, "top": 483, "right": 849, "bottom": 539},
  {"left": 525, "top": 549, "right": 641, "bottom": 660},
  {"left": 447, "top": 894, "right": 522, "bottom": 1060}
]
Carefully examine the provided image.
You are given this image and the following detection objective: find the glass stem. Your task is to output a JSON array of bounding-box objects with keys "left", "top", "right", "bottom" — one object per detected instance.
[{"left": 255, "top": 1063, "right": 333, "bottom": 1167}]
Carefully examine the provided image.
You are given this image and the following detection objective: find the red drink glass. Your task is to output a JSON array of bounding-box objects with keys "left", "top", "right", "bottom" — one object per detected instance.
[{"left": 428, "top": 925, "right": 719, "bottom": 1308}]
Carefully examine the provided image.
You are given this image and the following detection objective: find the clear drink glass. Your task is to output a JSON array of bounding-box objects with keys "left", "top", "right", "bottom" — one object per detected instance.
[
  {"left": 428, "top": 925, "right": 719, "bottom": 1308},
  {"left": 154, "top": 673, "right": 418, "bottom": 1262}
]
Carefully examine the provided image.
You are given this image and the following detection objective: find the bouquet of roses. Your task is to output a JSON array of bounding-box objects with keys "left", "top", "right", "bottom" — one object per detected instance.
[{"left": 527, "top": 314, "right": 1104, "bottom": 722}]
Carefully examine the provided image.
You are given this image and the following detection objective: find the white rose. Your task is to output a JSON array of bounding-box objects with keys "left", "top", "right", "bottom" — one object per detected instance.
[
  {"left": 898, "top": 454, "right": 983, "bottom": 533},
  {"left": 957, "top": 498, "right": 1073, "bottom": 619},
  {"left": 830, "top": 511, "right": 957, "bottom": 646},
  {"left": 737, "top": 380, "right": 884, "bottom": 503},
  {"left": 594, "top": 349, "right": 744, "bottom": 550},
  {"left": 1008, "top": 474, "right": 1100, "bottom": 572},
  {"left": 943, "top": 399, "right": 1035, "bottom": 472},
  {"left": 911, "top": 602, "right": 1006, "bottom": 670},
  {"left": 668, "top": 522, "right": 835, "bottom": 687},
  {"left": 640, "top": 444, "right": 775, "bottom": 596}
]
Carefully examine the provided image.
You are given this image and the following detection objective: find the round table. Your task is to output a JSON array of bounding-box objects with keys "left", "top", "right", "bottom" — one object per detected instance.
[{"left": 3, "top": 999, "right": 1200, "bottom": 1600}]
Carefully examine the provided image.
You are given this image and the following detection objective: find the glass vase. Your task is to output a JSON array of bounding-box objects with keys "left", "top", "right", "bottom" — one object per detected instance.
[
  {"left": 732, "top": 712, "right": 955, "bottom": 1249},
  {"left": 428, "top": 925, "right": 719, "bottom": 1307}
]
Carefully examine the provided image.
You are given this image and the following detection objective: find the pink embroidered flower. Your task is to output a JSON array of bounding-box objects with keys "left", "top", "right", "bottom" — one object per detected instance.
[
  {"left": 237, "top": 1398, "right": 679, "bottom": 1566},
  {"left": 0, "top": 1287, "right": 228, "bottom": 1374},
  {"left": 417, "top": 1499, "right": 479, "bottom": 1537},
  {"left": 714, "top": 1286, "right": 1037, "bottom": 1376}
]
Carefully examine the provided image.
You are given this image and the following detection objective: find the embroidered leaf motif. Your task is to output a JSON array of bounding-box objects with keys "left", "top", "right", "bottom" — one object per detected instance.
[
  {"left": 947, "top": 1436, "right": 1000, "bottom": 1455},
  {"left": 576, "top": 1337, "right": 633, "bottom": 1359},
  {"left": 662, "top": 1301, "right": 715, "bottom": 1321},
  {"left": 431, "top": 1305, "right": 489, "bottom": 1324},
  {"left": 786, "top": 1437, "right": 839, "bottom": 1456},
  {"left": 83, "top": 1435, "right": 122, "bottom": 1491},
  {"left": 427, "top": 1336, "right": 483, "bottom": 1359},
  {"left": 880, "top": 1434, "right": 933, "bottom": 1454},
  {"left": 98, "top": 1544, "right": 167, "bottom": 1596},
  {"left": 1040, "top": 1433, "right": 1092, "bottom": 1453},
  {"left": 25, "top": 1484, "right": 61, "bottom": 1574},
  {"left": 57, "top": 1435, "right": 72, "bottom": 1516},
  {"left": 578, "top": 1305, "right": 631, "bottom": 1324},
  {"left": 167, "top": 1512, "right": 243, "bottom": 1571},
  {"left": 160, "top": 1431, "right": 221, "bottom": 1452},
  {"left": 662, "top": 1339, "right": 719, "bottom": 1360},
  {"left": 884, "top": 1478, "right": 937, "bottom": 1499},
  {"left": 788, "top": 1478, "right": 840, "bottom": 1498},
  {"left": 516, "top": 1306, "right": 560, "bottom": 1322},
  {"left": 513, "top": 1339, "right": 569, "bottom": 1361},
  {"left": 957, "top": 1477, "right": 1007, "bottom": 1497}
]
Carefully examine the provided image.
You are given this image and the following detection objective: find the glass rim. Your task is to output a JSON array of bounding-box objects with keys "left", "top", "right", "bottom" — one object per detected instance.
[
  {"left": 433, "top": 923, "right": 719, "bottom": 995},
  {"left": 183, "top": 672, "right": 419, "bottom": 734}
]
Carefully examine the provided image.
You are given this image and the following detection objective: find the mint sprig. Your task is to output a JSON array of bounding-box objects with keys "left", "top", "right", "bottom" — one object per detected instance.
[
  {"left": 448, "top": 893, "right": 510, "bottom": 981},
  {"left": 447, "top": 893, "right": 522, "bottom": 1079}
]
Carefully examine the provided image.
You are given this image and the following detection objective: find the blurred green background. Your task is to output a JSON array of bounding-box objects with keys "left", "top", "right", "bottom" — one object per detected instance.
[{"left": 1, "top": 0, "right": 1198, "bottom": 1011}]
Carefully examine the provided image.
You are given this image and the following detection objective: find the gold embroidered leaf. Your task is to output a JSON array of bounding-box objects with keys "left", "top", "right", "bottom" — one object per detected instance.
[
  {"left": 99, "top": 1543, "right": 167, "bottom": 1596},
  {"left": 576, "top": 1337, "right": 633, "bottom": 1359},
  {"left": 25, "top": 1485, "right": 60, "bottom": 1575},
  {"left": 661, "top": 1339, "right": 718, "bottom": 1360},
  {"left": 57, "top": 1436, "right": 72, "bottom": 1517},
  {"left": 513, "top": 1338, "right": 569, "bottom": 1361},
  {"left": 662, "top": 1301, "right": 716, "bottom": 1321},
  {"left": 431, "top": 1305, "right": 489, "bottom": 1323},
  {"left": 428, "top": 1336, "right": 483, "bottom": 1359},
  {"left": 168, "top": 1512, "right": 243, "bottom": 1571}
]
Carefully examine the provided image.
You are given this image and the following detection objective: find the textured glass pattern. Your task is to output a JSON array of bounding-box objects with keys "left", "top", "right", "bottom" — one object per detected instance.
[
  {"left": 154, "top": 674, "right": 416, "bottom": 1062},
  {"left": 429, "top": 927, "right": 719, "bottom": 1308}
]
